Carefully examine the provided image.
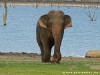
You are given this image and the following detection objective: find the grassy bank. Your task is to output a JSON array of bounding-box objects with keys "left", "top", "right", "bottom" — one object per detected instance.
[{"left": 0, "top": 58, "right": 100, "bottom": 75}]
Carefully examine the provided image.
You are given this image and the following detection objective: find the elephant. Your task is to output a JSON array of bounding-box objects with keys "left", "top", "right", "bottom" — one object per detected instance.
[{"left": 36, "top": 10, "right": 72, "bottom": 63}]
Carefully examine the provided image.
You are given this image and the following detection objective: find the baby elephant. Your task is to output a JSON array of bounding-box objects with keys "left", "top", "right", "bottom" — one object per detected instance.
[{"left": 36, "top": 10, "right": 72, "bottom": 63}]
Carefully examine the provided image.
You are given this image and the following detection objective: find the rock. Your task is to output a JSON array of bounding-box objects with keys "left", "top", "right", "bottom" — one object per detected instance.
[{"left": 85, "top": 50, "right": 100, "bottom": 58}]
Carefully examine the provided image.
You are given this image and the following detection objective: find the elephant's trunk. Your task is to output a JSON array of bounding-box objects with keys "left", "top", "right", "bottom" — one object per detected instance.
[{"left": 52, "top": 24, "right": 64, "bottom": 62}]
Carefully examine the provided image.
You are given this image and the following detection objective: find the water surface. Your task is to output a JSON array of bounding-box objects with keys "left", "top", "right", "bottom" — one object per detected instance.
[{"left": 0, "top": 6, "right": 100, "bottom": 57}]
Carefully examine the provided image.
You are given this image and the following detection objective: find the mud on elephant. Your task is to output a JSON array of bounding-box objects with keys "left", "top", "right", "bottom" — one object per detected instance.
[{"left": 36, "top": 10, "right": 72, "bottom": 63}]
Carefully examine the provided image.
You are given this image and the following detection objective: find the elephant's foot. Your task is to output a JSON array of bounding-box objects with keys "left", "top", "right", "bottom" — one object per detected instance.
[
  {"left": 42, "top": 55, "right": 51, "bottom": 63},
  {"left": 52, "top": 60, "right": 60, "bottom": 64},
  {"left": 42, "top": 59, "right": 51, "bottom": 63},
  {"left": 52, "top": 53, "right": 61, "bottom": 64}
]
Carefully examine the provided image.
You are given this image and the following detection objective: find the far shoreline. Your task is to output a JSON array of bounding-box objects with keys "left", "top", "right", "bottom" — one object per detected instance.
[{"left": 0, "top": 2, "right": 100, "bottom": 7}]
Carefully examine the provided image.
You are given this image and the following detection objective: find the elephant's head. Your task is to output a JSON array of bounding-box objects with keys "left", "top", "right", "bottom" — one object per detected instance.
[
  {"left": 38, "top": 10, "right": 72, "bottom": 63},
  {"left": 39, "top": 10, "right": 72, "bottom": 29}
]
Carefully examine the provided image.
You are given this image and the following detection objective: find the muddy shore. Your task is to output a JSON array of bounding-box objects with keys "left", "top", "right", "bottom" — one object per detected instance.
[{"left": 0, "top": 53, "right": 100, "bottom": 62}]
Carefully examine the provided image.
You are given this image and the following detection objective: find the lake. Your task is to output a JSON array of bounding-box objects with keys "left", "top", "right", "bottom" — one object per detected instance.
[{"left": 0, "top": 5, "right": 100, "bottom": 57}]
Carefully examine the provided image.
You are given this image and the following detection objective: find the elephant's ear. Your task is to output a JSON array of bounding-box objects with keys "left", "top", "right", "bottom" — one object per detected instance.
[
  {"left": 64, "top": 15, "right": 72, "bottom": 29},
  {"left": 39, "top": 14, "right": 48, "bottom": 28}
]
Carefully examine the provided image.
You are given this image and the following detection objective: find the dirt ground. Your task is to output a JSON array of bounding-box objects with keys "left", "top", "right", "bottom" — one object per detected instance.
[
  {"left": 0, "top": 53, "right": 41, "bottom": 62},
  {"left": 0, "top": 53, "right": 100, "bottom": 62},
  {"left": 0, "top": 53, "right": 100, "bottom": 70}
]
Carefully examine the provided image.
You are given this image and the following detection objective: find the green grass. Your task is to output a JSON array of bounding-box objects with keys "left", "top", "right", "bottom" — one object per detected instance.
[{"left": 0, "top": 59, "right": 100, "bottom": 75}]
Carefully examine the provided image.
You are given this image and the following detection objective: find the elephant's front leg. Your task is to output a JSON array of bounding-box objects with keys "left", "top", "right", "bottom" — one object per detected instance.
[
  {"left": 52, "top": 36, "right": 62, "bottom": 63},
  {"left": 42, "top": 44, "right": 51, "bottom": 62},
  {"left": 52, "top": 46, "right": 61, "bottom": 63},
  {"left": 41, "top": 38, "right": 51, "bottom": 63},
  {"left": 52, "top": 27, "right": 64, "bottom": 63}
]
